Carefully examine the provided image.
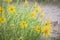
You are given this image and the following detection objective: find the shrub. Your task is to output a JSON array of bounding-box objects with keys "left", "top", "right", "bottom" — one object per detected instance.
[{"left": 0, "top": 0, "right": 52, "bottom": 40}]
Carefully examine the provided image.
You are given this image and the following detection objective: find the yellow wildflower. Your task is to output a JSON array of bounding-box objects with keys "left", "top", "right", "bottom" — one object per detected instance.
[
  {"left": 45, "top": 19, "right": 51, "bottom": 26},
  {"left": 0, "top": 7, "right": 5, "bottom": 14},
  {"left": 20, "top": 21, "right": 28, "bottom": 29},
  {"left": 8, "top": 5, "right": 16, "bottom": 13},
  {"left": 46, "top": 19, "right": 51, "bottom": 24},
  {"left": 3, "top": 0, "right": 12, "bottom": 3},
  {"left": 35, "top": 6, "right": 42, "bottom": 13},
  {"left": 34, "top": 2, "right": 42, "bottom": 13},
  {"left": 19, "top": 37, "right": 23, "bottom": 40},
  {"left": 0, "top": 17, "right": 6, "bottom": 23},
  {"left": 25, "top": 0, "right": 29, "bottom": 6},
  {"left": 43, "top": 26, "right": 52, "bottom": 38},
  {"left": 35, "top": 26, "right": 41, "bottom": 34},
  {"left": 31, "top": 11, "right": 37, "bottom": 18}
]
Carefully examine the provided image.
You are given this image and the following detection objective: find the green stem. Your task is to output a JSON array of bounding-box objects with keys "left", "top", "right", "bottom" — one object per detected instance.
[
  {"left": 16, "top": 0, "right": 19, "bottom": 5},
  {"left": 46, "top": 37, "right": 48, "bottom": 40}
]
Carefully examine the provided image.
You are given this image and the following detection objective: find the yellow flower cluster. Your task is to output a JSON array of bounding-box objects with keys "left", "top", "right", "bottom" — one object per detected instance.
[
  {"left": 31, "top": 19, "right": 52, "bottom": 38},
  {"left": 0, "top": 5, "right": 16, "bottom": 23},
  {"left": 0, "top": 0, "right": 52, "bottom": 40},
  {"left": 0, "top": 7, "right": 6, "bottom": 24},
  {"left": 0, "top": 5, "right": 15, "bottom": 24},
  {"left": 43, "top": 19, "right": 52, "bottom": 38}
]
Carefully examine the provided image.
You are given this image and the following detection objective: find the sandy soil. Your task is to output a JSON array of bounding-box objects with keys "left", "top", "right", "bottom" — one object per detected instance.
[{"left": 39, "top": 3, "right": 60, "bottom": 40}]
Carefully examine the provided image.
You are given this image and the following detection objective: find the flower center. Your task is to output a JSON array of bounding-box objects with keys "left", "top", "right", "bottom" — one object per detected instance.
[
  {"left": 0, "top": 10, "right": 2, "bottom": 13},
  {"left": 10, "top": 8, "right": 13, "bottom": 11},
  {"left": 44, "top": 30, "right": 48, "bottom": 34}
]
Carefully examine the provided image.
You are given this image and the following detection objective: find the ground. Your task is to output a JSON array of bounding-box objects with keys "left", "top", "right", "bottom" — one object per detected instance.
[{"left": 40, "top": 3, "right": 60, "bottom": 40}]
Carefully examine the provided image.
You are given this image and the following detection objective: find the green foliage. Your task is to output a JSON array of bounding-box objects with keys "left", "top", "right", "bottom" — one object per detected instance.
[{"left": 0, "top": 0, "right": 52, "bottom": 40}]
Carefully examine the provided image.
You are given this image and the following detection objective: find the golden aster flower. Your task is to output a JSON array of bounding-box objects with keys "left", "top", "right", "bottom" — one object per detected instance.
[
  {"left": 31, "top": 11, "right": 37, "bottom": 18},
  {"left": 25, "top": 0, "right": 29, "bottom": 6},
  {"left": 19, "top": 37, "right": 23, "bottom": 40},
  {"left": 20, "top": 21, "right": 28, "bottom": 29},
  {"left": 0, "top": 7, "right": 5, "bottom": 14},
  {"left": 35, "top": 26, "right": 41, "bottom": 34},
  {"left": 3, "top": 0, "right": 13, "bottom": 3},
  {"left": 35, "top": 6, "right": 42, "bottom": 13},
  {"left": 0, "top": 17, "right": 6, "bottom": 23},
  {"left": 43, "top": 26, "right": 52, "bottom": 38},
  {"left": 8, "top": 5, "right": 16, "bottom": 13},
  {"left": 45, "top": 19, "right": 51, "bottom": 26}
]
